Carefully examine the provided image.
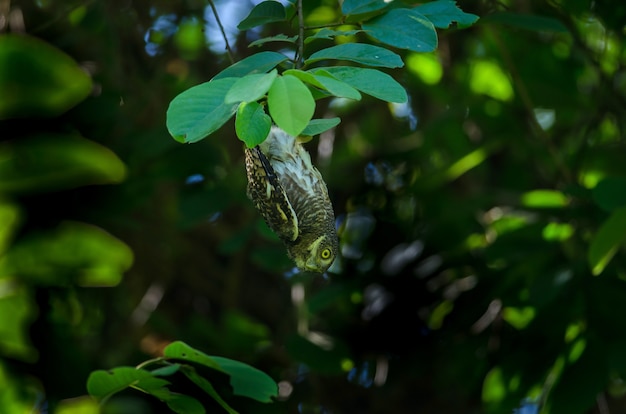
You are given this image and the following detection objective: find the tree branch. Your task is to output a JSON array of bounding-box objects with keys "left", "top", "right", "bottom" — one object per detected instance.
[{"left": 207, "top": 0, "right": 234, "bottom": 64}]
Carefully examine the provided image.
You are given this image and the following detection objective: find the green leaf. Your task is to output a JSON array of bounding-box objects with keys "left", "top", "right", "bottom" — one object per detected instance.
[
  {"left": 416, "top": 0, "right": 479, "bottom": 29},
  {"left": 166, "top": 78, "right": 238, "bottom": 143},
  {"left": 481, "top": 12, "right": 568, "bottom": 33},
  {"left": 225, "top": 70, "right": 277, "bottom": 104},
  {"left": 305, "top": 43, "right": 403, "bottom": 68},
  {"left": 267, "top": 75, "right": 315, "bottom": 136},
  {"left": 341, "top": 0, "right": 389, "bottom": 16},
  {"left": 0, "top": 284, "right": 37, "bottom": 362},
  {"left": 235, "top": 102, "right": 272, "bottom": 148},
  {"left": 163, "top": 341, "right": 223, "bottom": 371},
  {"left": 588, "top": 206, "right": 626, "bottom": 275},
  {"left": 283, "top": 69, "right": 361, "bottom": 100},
  {"left": 313, "top": 66, "right": 407, "bottom": 103},
  {"left": 165, "top": 394, "right": 206, "bottom": 414},
  {"left": 249, "top": 34, "right": 297, "bottom": 48},
  {"left": 237, "top": 1, "right": 286, "bottom": 30},
  {"left": 87, "top": 367, "right": 167, "bottom": 400},
  {"left": 150, "top": 364, "right": 182, "bottom": 377},
  {"left": 305, "top": 29, "right": 363, "bottom": 44},
  {"left": 211, "top": 356, "right": 278, "bottom": 403},
  {"left": 180, "top": 366, "right": 238, "bottom": 414},
  {"left": 213, "top": 52, "right": 288, "bottom": 80},
  {"left": 0, "top": 221, "right": 133, "bottom": 287},
  {"left": 301, "top": 118, "right": 341, "bottom": 136},
  {"left": 520, "top": 189, "right": 569, "bottom": 208},
  {"left": 0, "top": 134, "right": 127, "bottom": 194},
  {"left": 592, "top": 177, "right": 626, "bottom": 211},
  {"left": 0, "top": 34, "right": 92, "bottom": 119},
  {"left": 362, "top": 8, "right": 438, "bottom": 52},
  {"left": 0, "top": 201, "right": 20, "bottom": 256}
]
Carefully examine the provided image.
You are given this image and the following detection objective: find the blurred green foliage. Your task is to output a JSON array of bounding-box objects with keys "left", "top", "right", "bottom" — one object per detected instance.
[{"left": 1, "top": 0, "right": 626, "bottom": 413}]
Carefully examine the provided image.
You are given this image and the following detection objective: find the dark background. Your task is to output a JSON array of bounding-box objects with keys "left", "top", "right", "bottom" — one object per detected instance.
[{"left": 2, "top": 0, "right": 626, "bottom": 413}]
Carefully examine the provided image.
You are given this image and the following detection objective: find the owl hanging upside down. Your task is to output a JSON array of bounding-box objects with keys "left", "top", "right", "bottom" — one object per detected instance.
[{"left": 245, "top": 127, "right": 339, "bottom": 273}]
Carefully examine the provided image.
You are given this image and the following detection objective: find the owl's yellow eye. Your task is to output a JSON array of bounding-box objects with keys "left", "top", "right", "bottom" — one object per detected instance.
[{"left": 321, "top": 248, "right": 332, "bottom": 260}]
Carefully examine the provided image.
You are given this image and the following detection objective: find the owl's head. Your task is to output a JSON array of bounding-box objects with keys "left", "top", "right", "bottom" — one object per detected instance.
[{"left": 290, "top": 233, "right": 338, "bottom": 273}]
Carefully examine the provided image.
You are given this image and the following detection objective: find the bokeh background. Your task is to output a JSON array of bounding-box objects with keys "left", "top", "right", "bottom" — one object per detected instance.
[{"left": 2, "top": 0, "right": 626, "bottom": 413}]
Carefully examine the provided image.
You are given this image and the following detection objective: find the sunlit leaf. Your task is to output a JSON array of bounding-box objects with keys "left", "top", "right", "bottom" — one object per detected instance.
[
  {"left": 0, "top": 221, "right": 133, "bottom": 287},
  {"left": 588, "top": 206, "right": 626, "bottom": 275},
  {"left": 55, "top": 396, "right": 100, "bottom": 414},
  {"left": 521, "top": 190, "right": 569, "bottom": 208},
  {"left": 416, "top": 0, "right": 479, "bottom": 29},
  {"left": 362, "top": 9, "right": 438, "bottom": 52},
  {"left": 313, "top": 66, "right": 407, "bottom": 103},
  {"left": 301, "top": 118, "right": 341, "bottom": 136},
  {"left": 0, "top": 134, "right": 127, "bottom": 194},
  {"left": 469, "top": 60, "right": 514, "bottom": 101},
  {"left": 502, "top": 307, "right": 536, "bottom": 329},
  {"left": 267, "top": 75, "right": 315, "bottom": 136},
  {"left": 305, "top": 43, "right": 403, "bottom": 68},
  {"left": 284, "top": 69, "right": 361, "bottom": 100},
  {"left": 238, "top": 1, "right": 286, "bottom": 30},
  {"left": 225, "top": 70, "right": 277, "bottom": 104},
  {"left": 0, "top": 34, "right": 92, "bottom": 119},
  {"left": 235, "top": 102, "right": 271, "bottom": 148},
  {"left": 213, "top": 52, "right": 288, "bottom": 80},
  {"left": 166, "top": 78, "right": 238, "bottom": 143}
]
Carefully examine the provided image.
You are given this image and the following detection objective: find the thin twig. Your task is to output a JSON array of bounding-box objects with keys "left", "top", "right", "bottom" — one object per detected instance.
[
  {"left": 207, "top": 0, "right": 234, "bottom": 64},
  {"left": 296, "top": 0, "right": 304, "bottom": 68}
]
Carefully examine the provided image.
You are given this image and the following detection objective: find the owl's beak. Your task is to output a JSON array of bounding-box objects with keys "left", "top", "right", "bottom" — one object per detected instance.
[{"left": 304, "top": 258, "right": 320, "bottom": 272}]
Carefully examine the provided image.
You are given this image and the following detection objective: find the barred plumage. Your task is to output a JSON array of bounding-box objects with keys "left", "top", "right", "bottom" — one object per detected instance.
[{"left": 245, "top": 127, "right": 338, "bottom": 273}]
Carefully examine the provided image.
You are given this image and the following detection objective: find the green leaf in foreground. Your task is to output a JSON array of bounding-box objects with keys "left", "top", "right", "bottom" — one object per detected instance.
[
  {"left": 588, "top": 206, "right": 626, "bottom": 275},
  {"left": 0, "top": 34, "right": 92, "bottom": 119},
  {"left": 236, "top": 102, "right": 271, "bottom": 148},
  {"left": 283, "top": 69, "right": 361, "bottom": 100},
  {"left": 181, "top": 366, "right": 238, "bottom": 414},
  {"left": 416, "top": 0, "right": 479, "bottom": 29},
  {"left": 305, "top": 43, "right": 403, "bottom": 68},
  {"left": 163, "top": 341, "right": 222, "bottom": 371},
  {"left": 213, "top": 52, "right": 288, "bottom": 80},
  {"left": 237, "top": 0, "right": 286, "bottom": 30},
  {"left": 301, "top": 118, "right": 341, "bottom": 136},
  {"left": 211, "top": 356, "right": 278, "bottom": 403},
  {"left": 249, "top": 34, "right": 298, "bottom": 48},
  {"left": 362, "top": 8, "right": 438, "bottom": 52},
  {"left": 166, "top": 78, "right": 238, "bottom": 143},
  {"left": 225, "top": 70, "right": 277, "bottom": 104},
  {"left": 87, "top": 367, "right": 168, "bottom": 400},
  {"left": 313, "top": 66, "right": 407, "bottom": 103},
  {"left": 0, "top": 134, "right": 127, "bottom": 194},
  {"left": 267, "top": 75, "right": 315, "bottom": 136},
  {"left": 304, "top": 29, "right": 363, "bottom": 44},
  {"left": 165, "top": 394, "right": 206, "bottom": 414},
  {"left": 342, "top": 0, "right": 389, "bottom": 16}
]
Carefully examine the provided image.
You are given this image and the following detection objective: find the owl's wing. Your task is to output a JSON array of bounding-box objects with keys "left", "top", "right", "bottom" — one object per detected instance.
[{"left": 245, "top": 147, "right": 299, "bottom": 242}]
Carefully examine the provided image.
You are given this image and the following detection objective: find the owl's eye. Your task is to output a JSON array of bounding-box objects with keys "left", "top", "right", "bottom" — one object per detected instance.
[{"left": 321, "top": 248, "right": 332, "bottom": 260}]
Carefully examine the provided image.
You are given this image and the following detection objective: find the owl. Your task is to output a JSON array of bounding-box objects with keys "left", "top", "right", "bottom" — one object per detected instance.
[{"left": 244, "top": 127, "right": 338, "bottom": 273}]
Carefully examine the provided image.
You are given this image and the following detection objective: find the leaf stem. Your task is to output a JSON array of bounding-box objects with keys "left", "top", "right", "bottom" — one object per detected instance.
[
  {"left": 135, "top": 357, "right": 166, "bottom": 370},
  {"left": 207, "top": 0, "right": 235, "bottom": 64},
  {"left": 303, "top": 22, "right": 351, "bottom": 30}
]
